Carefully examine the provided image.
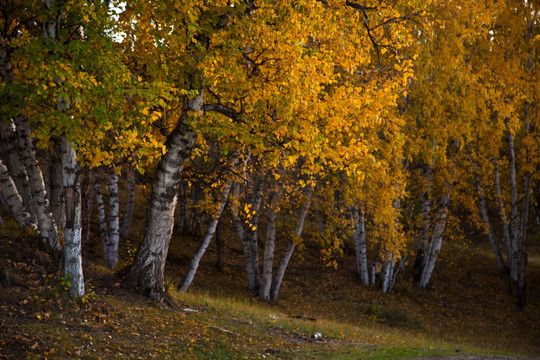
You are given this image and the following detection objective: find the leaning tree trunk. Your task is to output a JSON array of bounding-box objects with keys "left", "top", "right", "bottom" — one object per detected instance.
[
  {"left": 120, "top": 170, "right": 135, "bottom": 239},
  {"left": 270, "top": 186, "right": 313, "bottom": 301},
  {"left": 1, "top": 33, "right": 59, "bottom": 249},
  {"left": 419, "top": 192, "right": 450, "bottom": 288},
  {"left": 61, "top": 137, "right": 84, "bottom": 299},
  {"left": 470, "top": 151, "right": 506, "bottom": 272},
  {"left": 0, "top": 159, "right": 37, "bottom": 231},
  {"left": 350, "top": 204, "right": 369, "bottom": 285},
  {"left": 178, "top": 155, "right": 237, "bottom": 292},
  {"left": 123, "top": 102, "right": 198, "bottom": 297},
  {"left": 107, "top": 172, "right": 120, "bottom": 268}
]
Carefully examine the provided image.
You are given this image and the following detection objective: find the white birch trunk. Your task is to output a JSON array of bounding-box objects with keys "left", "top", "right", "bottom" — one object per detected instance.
[
  {"left": 107, "top": 173, "right": 120, "bottom": 268},
  {"left": 61, "top": 137, "right": 84, "bottom": 299},
  {"left": 470, "top": 152, "right": 506, "bottom": 271},
  {"left": 94, "top": 181, "right": 111, "bottom": 262},
  {"left": 419, "top": 192, "right": 450, "bottom": 288},
  {"left": 124, "top": 99, "right": 199, "bottom": 296},
  {"left": 178, "top": 156, "right": 236, "bottom": 292},
  {"left": 370, "top": 263, "right": 377, "bottom": 286},
  {"left": 381, "top": 254, "right": 394, "bottom": 294},
  {"left": 493, "top": 156, "right": 512, "bottom": 269},
  {"left": 0, "top": 159, "right": 37, "bottom": 231},
  {"left": 270, "top": 186, "right": 313, "bottom": 301},
  {"left": 260, "top": 191, "right": 279, "bottom": 301},
  {"left": 120, "top": 171, "right": 135, "bottom": 238},
  {"left": 350, "top": 205, "right": 369, "bottom": 285},
  {"left": 505, "top": 127, "right": 520, "bottom": 283},
  {"left": 517, "top": 171, "right": 531, "bottom": 307},
  {"left": 14, "top": 115, "right": 60, "bottom": 250}
]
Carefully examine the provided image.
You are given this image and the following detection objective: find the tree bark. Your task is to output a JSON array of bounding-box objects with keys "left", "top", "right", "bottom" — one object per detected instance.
[
  {"left": 94, "top": 180, "right": 111, "bottom": 263},
  {"left": 505, "top": 127, "right": 520, "bottom": 284},
  {"left": 470, "top": 151, "right": 506, "bottom": 272},
  {"left": 0, "top": 159, "right": 37, "bottom": 231},
  {"left": 350, "top": 204, "right": 369, "bottom": 285},
  {"left": 493, "top": 156, "right": 512, "bottom": 270},
  {"left": 107, "top": 172, "right": 120, "bottom": 268},
  {"left": 260, "top": 191, "right": 280, "bottom": 301},
  {"left": 419, "top": 192, "right": 450, "bottom": 288},
  {"left": 123, "top": 99, "right": 198, "bottom": 296},
  {"left": 270, "top": 186, "right": 313, "bottom": 301},
  {"left": 61, "top": 137, "right": 84, "bottom": 299},
  {"left": 120, "top": 171, "right": 135, "bottom": 239}
]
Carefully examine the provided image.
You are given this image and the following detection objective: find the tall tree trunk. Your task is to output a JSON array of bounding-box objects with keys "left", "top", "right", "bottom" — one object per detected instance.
[
  {"left": 505, "top": 127, "right": 520, "bottom": 284},
  {"left": 178, "top": 156, "right": 237, "bottom": 292},
  {"left": 419, "top": 192, "right": 450, "bottom": 288},
  {"left": 49, "top": 143, "right": 66, "bottom": 229},
  {"left": 470, "top": 151, "right": 506, "bottom": 271},
  {"left": 81, "top": 170, "right": 94, "bottom": 252},
  {"left": 94, "top": 180, "right": 111, "bottom": 263},
  {"left": 350, "top": 204, "right": 369, "bottom": 285},
  {"left": 493, "top": 156, "right": 512, "bottom": 269},
  {"left": 61, "top": 137, "right": 84, "bottom": 298},
  {"left": 120, "top": 170, "right": 135, "bottom": 239},
  {"left": 0, "top": 159, "right": 37, "bottom": 231},
  {"left": 270, "top": 186, "right": 313, "bottom": 301},
  {"left": 107, "top": 172, "right": 120, "bottom": 268},
  {"left": 517, "top": 171, "right": 531, "bottom": 308},
  {"left": 414, "top": 167, "right": 433, "bottom": 281},
  {"left": 260, "top": 191, "right": 280, "bottom": 301},
  {"left": 123, "top": 101, "right": 198, "bottom": 296}
]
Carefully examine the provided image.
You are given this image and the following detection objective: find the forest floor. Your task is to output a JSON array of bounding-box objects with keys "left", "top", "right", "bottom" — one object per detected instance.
[{"left": 0, "top": 212, "right": 539, "bottom": 359}]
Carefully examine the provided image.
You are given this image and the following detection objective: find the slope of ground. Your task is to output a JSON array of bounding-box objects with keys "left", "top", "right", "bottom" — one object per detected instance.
[{"left": 0, "top": 212, "right": 538, "bottom": 359}]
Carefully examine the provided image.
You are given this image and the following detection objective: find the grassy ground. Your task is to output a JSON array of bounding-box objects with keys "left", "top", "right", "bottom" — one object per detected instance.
[{"left": 0, "top": 211, "right": 539, "bottom": 359}]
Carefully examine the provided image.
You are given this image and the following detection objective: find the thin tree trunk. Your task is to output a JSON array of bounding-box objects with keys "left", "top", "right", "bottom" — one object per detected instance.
[
  {"left": 260, "top": 191, "right": 280, "bottom": 301},
  {"left": 61, "top": 137, "right": 84, "bottom": 298},
  {"left": 414, "top": 167, "right": 433, "bottom": 281},
  {"left": 493, "top": 156, "right": 512, "bottom": 270},
  {"left": 81, "top": 170, "right": 94, "bottom": 251},
  {"left": 381, "top": 253, "right": 394, "bottom": 294},
  {"left": 350, "top": 204, "right": 369, "bottom": 285},
  {"left": 120, "top": 170, "right": 135, "bottom": 238},
  {"left": 0, "top": 159, "right": 36, "bottom": 231},
  {"left": 270, "top": 186, "right": 313, "bottom": 301},
  {"left": 49, "top": 143, "right": 66, "bottom": 229},
  {"left": 123, "top": 101, "right": 198, "bottom": 296},
  {"left": 505, "top": 127, "right": 520, "bottom": 284},
  {"left": 419, "top": 192, "right": 450, "bottom": 288},
  {"left": 178, "top": 156, "right": 237, "bottom": 292},
  {"left": 470, "top": 151, "right": 506, "bottom": 271},
  {"left": 517, "top": 171, "right": 531, "bottom": 308},
  {"left": 94, "top": 180, "right": 110, "bottom": 263},
  {"left": 107, "top": 173, "right": 120, "bottom": 268}
]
